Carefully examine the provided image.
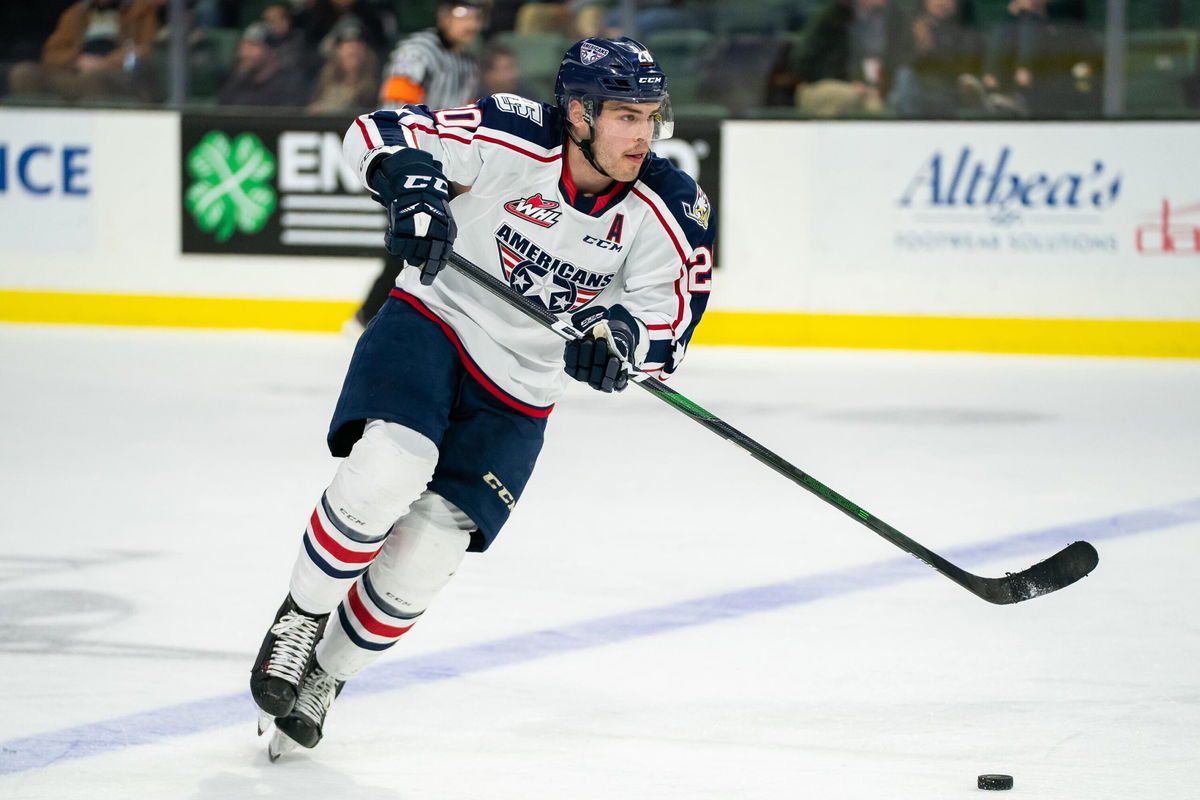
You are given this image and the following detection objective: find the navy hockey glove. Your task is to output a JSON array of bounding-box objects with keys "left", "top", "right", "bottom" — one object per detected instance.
[
  {"left": 564, "top": 305, "right": 640, "bottom": 393},
  {"left": 370, "top": 149, "right": 457, "bottom": 285}
]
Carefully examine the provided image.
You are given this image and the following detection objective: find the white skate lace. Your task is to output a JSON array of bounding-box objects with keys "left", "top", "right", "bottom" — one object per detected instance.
[
  {"left": 293, "top": 668, "right": 340, "bottom": 725},
  {"left": 264, "top": 612, "right": 321, "bottom": 685}
]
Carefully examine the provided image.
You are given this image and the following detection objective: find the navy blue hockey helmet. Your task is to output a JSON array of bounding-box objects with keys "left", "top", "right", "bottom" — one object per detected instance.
[{"left": 554, "top": 37, "right": 674, "bottom": 141}]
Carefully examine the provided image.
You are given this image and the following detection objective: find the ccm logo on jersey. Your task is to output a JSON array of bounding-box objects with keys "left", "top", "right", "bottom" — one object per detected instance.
[
  {"left": 583, "top": 235, "right": 623, "bottom": 252},
  {"left": 403, "top": 175, "right": 449, "bottom": 194},
  {"left": 504, "top": 193, "right": 562, "bottom": 228}
]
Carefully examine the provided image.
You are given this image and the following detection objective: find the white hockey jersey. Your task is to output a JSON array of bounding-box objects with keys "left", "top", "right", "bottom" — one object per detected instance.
[{"left": 342, "top": 93, "right": 715, "bottom": 413}]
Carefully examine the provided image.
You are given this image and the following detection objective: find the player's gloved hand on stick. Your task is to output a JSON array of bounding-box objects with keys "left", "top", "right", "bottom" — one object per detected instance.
[
  {"left": 370, "top": 149, "right": 457, "bottom": 285},
  {"left": 564, "top": 305, "right": 640, "bottom": 393}
]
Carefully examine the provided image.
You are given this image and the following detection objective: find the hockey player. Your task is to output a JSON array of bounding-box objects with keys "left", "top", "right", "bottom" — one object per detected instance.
[{"left": 250, "top": 36, "right": 716, "bottom": 757}]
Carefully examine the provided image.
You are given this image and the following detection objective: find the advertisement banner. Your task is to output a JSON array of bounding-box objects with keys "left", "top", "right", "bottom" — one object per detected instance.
[
  {"left": 723, "top": 121, "right": 1200, "bottom": 319},
  {"left": 180, "top": 110, "right": 721, "bottom": 259},
  {"left": 885, "top": 127, "right": 1196, "bottom": 262},
  {"left": 0, "top": 109, "right": 96, "bottom": 254},
  {"left": 181, "top": 112, "right": 382, "bottom": 257}
]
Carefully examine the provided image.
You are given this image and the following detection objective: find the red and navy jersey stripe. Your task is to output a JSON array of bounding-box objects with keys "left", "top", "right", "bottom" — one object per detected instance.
[
  {"left": 389, "top": 289, "right": 555, "bottom": 418},
  {"left": 634, "top": 154, "right": 716, "bottom": 374}
]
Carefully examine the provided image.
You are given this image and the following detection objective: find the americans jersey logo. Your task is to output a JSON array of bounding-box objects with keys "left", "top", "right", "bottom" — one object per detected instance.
[
  {"left": 495, "top": 224, "right": 614, "bottom": 313},
  {"left": 580, "top": 42, "right": 609, "bottom": 64},
  {"left": 504, "top": 193, "right": 562, "bottom": 228}
]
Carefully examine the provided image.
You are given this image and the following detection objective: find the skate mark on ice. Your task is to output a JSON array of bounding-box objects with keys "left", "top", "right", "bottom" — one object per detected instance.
[
  {"left": 0, "top": 589, "right": 243, "bottom": 660},
  {"left": 0, "top": 551, "right": 155, "bottom": 584}
]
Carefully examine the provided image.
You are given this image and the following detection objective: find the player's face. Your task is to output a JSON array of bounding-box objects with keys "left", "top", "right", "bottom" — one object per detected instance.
[{"left": 589, "top": 101, "right": 659, "bottom": 182}]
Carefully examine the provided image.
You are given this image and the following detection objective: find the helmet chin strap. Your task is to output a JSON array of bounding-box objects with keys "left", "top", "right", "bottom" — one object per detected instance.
[{"left": 567, "top": 106, "right": 615, "bottom": 182}]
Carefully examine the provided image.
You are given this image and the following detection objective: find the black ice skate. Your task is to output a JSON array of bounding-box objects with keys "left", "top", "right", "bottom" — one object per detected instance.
[
  {"left": 268, "top": 663, "right": 345, "bottom": 761},
  {"left": 250, "top": 595, "right": 328, "bottom": 722}
]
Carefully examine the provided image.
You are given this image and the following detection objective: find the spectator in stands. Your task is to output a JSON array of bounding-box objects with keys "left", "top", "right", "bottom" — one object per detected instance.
[
  {"left": 477, "top": 42, "right": 539, "bottom": 100},
  {"left": 793, "top": 0, "right": 915, "bottom": 116},
  {"left": 191, "top": 0, "right": 239, "bottom": 29},
  {"left": 568, "top": 0, "right": 608, "bottom": 37},
  {"left": 261, "top": 3, "right": 310, "bottom": 73},
  {"left": 379, "top": 0, "right": 481, "bottom": 109},
  {"left": 484, "top": 0, "right": 523, "bottom": 39},
  {"left": 217, "top": 22, "right": 309, "bottom": 107},
  {"left": 7, "top": 0, "right": 161, "bottom": 103},
  {"left": 906, "top": 0, "right": 985, "bottom": 117},
  {"left": 602, "top": 0, "right": 700, "bottom": 38},
  {"left": 302, "top": 0, "right": 389, "bottom": 60},
  {"left": 308, "top": 20, "right": 380, "bottom": 114},
  {"left": 981, "top": 0, "right": 1101, "bottom": 117}
]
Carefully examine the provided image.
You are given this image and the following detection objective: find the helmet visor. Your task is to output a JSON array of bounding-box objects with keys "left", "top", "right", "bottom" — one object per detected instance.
[
  {"left": 584, "top": 93, "right": 674, "bottom": 142},
  {"left": 651, "top": 95, "right": 673, "bottom": 141}
]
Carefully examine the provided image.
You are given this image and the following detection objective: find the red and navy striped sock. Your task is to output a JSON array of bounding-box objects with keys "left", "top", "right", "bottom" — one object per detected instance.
[
  {"left": 315, "top": 569, "right": 422, "bottom": 678},
  {"left": 288, "top": 493, "right": 389, "bottom": 614}
]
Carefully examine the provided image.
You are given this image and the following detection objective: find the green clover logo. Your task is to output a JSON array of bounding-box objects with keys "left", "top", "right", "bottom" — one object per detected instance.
[{"left": 185, "top": 131, "right": 277, "bottom": 242}]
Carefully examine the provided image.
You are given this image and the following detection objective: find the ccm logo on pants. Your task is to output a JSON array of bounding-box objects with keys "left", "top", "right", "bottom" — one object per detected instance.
[{"left": 482, "top": 472, "right": 515, "bottom": 511}]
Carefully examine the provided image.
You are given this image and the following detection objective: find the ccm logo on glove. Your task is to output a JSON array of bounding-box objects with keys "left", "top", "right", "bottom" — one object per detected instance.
[
  {"left": 402, "top": 175, "right": 449, "bottom": 193},
  {"left": 370, "top": 149, "right": 457, "bottom": 285}
]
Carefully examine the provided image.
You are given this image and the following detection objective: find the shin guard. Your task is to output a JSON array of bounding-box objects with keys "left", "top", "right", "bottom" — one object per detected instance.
[{"left": 288, "top": 420, "right": 438, "bottom": 614}]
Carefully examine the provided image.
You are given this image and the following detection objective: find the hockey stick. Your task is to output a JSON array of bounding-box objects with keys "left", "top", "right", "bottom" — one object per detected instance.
[{"left": 447, "top": 251, "right": 1098, "bottom": 605}]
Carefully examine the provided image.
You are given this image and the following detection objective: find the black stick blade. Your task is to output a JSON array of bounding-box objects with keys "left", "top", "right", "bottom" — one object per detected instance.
[{"left": 978, "top": 540, "right": 1100, "bottom": 605}]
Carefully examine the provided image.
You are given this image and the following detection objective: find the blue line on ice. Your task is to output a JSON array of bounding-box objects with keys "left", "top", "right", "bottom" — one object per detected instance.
[{"left": 2, "top": 497, "right": 1198, "bottom": 776}]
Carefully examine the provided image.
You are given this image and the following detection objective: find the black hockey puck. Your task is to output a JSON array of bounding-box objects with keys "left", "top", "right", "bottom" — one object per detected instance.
[{"left": 978, "top": 774, "right": 1014, "bottom": 790}]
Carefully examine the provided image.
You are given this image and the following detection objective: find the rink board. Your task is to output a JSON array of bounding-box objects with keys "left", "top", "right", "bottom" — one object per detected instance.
[{"left": 1, "top": 108, "right": 1197, "bottom": 356}]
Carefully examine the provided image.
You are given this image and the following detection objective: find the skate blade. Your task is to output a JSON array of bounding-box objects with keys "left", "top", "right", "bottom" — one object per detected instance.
[
  {"left": 267, "top": 728, "right": 300, "bottom": 762},
  {"left": 257, "top": 711, "right": 275, "bottom": 737}
]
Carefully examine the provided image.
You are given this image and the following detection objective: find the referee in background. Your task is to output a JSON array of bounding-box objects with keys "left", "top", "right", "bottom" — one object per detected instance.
[
  {"left": 348, "top": 0, "right": 485, "bottom": 330},
  {"left": 379, "top": 0, "right": 482, "bottom": 109}
]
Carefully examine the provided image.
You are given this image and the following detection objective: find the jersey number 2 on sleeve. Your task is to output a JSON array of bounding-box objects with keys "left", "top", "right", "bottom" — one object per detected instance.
[{"left": 686, "top": 246, "right": 713, "bottom": 293}]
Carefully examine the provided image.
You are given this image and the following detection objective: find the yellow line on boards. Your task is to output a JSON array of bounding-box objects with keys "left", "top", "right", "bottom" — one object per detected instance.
[
  {"left": 1, "top": 290, "right": 1197, "bottom": 358},
  {"left": 0, "top": 290, "right": 358, "bottom": 332},
  {"left": 693, "top": 311, "right": 1200, "bottom": 358}
]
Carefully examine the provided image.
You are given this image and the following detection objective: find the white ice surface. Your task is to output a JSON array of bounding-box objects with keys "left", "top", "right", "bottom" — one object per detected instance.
[{"left": 0, "top": 324, "right": 1197, "bottom": 799}]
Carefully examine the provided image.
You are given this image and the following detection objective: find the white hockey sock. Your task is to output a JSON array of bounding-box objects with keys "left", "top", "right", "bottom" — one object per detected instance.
[
  {"left": 315, "top": 491, "right": 471, "bottom": 680},
  {"left": 288, "top": 420, "right": 439, "bottom": 614}
]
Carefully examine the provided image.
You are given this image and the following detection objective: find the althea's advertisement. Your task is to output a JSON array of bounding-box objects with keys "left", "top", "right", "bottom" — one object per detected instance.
[{"left": 723, "top": 122, "right": 1200, "bottom": 319}]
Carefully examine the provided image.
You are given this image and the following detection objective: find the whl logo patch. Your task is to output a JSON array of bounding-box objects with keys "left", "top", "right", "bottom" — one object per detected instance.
[
  {"left": 185, "top": 131, "right": 276, "bottom": 242},
  {"left": 504, "top": 193, "right": 562, "bottom": 228}
]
